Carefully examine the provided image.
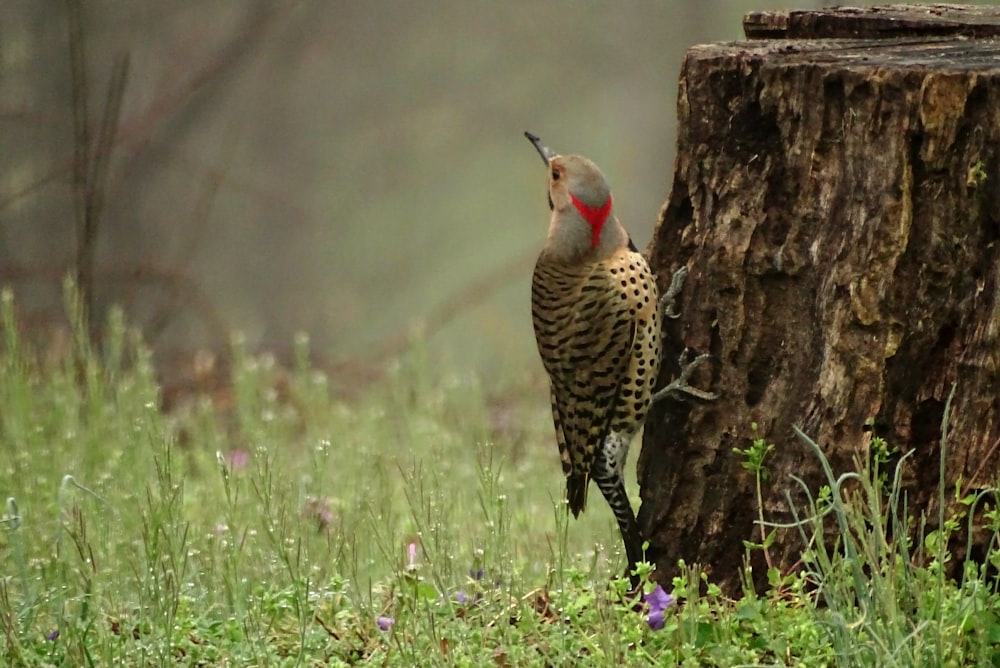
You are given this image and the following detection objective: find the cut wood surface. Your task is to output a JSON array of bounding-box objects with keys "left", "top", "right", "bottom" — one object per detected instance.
[
  {"left": 639, "top": 4, "right": 1000, "bottom": 594},
  {"left": 745, "top": 4, "right": 1000, "bottom": 39}
]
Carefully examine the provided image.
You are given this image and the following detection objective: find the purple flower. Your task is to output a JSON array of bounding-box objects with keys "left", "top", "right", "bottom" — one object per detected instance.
[
  {"left": 456, "top": 591, "right": 469, "bottom": 604},
  {"left": 226, "top": 449, "right": 250, "bottom": 472},
  {"left": 470, "top": 567, "right": 484, "bottom": 581},
  {"left": 300, "top": 496, "right": 334, "bottom": 530},
  {"left": 644, "top": 584, "right": 674, "bottom": 631},
  {"left": 46, "top": 629, "right": 59, "bottom": 641},
  {"left": 376, "top": 616, "right": 395, "bottom": 632}
]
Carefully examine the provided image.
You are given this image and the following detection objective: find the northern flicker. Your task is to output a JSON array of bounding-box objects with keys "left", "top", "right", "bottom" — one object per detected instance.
[
  {"left": 525, "top": 132, "right": 713, "bottom": 586},
  {"left": 525, "top": 131, "right": 660, "bottom": 585}
]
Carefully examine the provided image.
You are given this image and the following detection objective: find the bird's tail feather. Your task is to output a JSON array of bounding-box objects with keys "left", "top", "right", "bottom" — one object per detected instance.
[{"left": 566, "top": 474, "right": 589, "bottom": 517}]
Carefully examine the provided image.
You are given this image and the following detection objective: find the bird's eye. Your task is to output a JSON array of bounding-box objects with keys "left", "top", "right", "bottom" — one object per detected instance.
[{"left": 551, "top": 169, "right": 560, "bottom": 181}]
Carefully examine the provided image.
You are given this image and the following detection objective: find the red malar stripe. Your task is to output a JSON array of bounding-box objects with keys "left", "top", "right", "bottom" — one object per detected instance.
[{"left": 570, "top": 194, "right": 613, "bottom": 248}]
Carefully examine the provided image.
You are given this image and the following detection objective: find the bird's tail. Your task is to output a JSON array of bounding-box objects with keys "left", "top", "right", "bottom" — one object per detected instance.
[{"left": 566, "top": 473, "right": 589, "bottom": 517}]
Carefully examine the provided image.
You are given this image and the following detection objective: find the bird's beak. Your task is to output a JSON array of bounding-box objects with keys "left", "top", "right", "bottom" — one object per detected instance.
[{"left": 525, "top": 131, "right": 554, "bottom": 164}]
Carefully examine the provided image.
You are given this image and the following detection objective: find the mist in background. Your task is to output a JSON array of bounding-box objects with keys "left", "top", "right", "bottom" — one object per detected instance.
[{"left": 2, "top": 0, "right": 832, "bottom": 388}]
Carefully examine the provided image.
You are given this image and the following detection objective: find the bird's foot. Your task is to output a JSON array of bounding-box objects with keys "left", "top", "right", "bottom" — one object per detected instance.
[
  {"left": 659, "top": 266, "right": 688, "bottom": 319},
  {"left": 651, "top": 348, "right": 718, "bottom": 404}
]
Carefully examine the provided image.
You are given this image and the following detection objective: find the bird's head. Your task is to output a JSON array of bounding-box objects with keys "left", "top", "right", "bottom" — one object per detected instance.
[{"left": 525, "top": 132, "right": 622, "bottom": 262}]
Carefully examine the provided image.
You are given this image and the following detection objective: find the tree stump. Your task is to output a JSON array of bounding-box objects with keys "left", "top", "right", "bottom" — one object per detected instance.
[{"left": 638, "top": 4, "right": 1000, "bottom": 595}]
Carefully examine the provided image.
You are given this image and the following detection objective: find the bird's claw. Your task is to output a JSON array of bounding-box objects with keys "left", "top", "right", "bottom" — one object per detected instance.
[
  {"left": 654, "top": 267, "right": 716, "bottom": 403},
  {"left": 651, "top": 348, "right": 718, "bottom": 404},
  {"left": 659, "top": 266, "right": 688, "bottom": 319}
]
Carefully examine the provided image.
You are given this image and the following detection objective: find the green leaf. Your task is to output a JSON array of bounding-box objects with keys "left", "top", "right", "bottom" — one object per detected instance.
[{"left": 762, "top": 530, "right": 776, "bottom": 549}]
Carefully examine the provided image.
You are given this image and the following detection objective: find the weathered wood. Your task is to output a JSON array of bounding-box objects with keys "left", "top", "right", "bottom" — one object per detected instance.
[
  {"left": 745, "top": 4, "right": 1000, "bottom": 40},
  {"left": 639, "top": 5, "right": 1000, "bottom": 595}
]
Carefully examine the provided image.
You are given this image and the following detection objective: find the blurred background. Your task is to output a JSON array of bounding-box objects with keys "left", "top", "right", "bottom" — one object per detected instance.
[{"left": 2, "top": 0, "right": 837, "bottom": 395}]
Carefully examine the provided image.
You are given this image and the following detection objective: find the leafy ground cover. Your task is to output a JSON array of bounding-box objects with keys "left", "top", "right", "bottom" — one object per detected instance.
[{"left": 2, "top": 286, "right": 1000, "bottom": 666}]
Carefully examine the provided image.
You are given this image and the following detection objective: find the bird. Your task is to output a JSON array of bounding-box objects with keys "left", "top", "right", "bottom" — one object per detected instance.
[{"left": 525, "top": 131, "right": 662, "bottom": 585}]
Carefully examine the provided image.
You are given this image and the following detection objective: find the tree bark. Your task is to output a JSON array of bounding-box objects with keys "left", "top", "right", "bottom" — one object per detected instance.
[{"left": 638, "top": 4, "right": 1000, "bottom": 595}]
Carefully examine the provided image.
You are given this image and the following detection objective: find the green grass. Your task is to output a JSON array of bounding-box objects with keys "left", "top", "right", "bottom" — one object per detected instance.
[{"left": 2, "top": 285, "right": 1000, "bottom": 666}]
